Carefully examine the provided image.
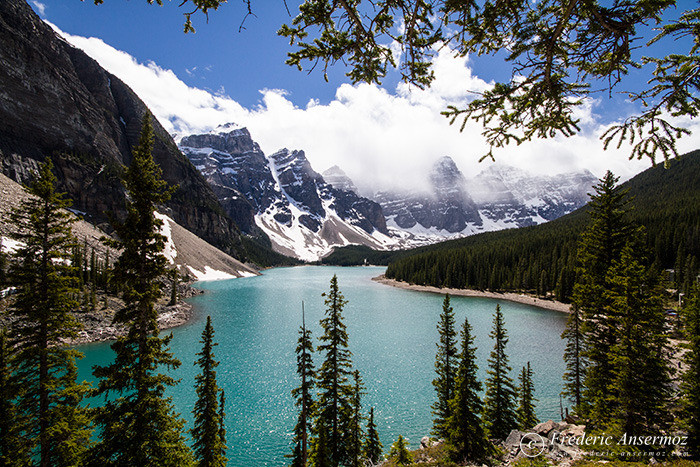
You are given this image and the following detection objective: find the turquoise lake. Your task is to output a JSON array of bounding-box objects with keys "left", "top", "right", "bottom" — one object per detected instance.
[{"left": 76, "top": 265, "right": 568, "bottom": 466}]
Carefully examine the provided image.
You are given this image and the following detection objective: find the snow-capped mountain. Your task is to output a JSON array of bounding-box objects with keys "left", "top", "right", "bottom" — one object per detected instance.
[
  {"left": 180, "top": 126, "right": 596, "bottom": 260},
  {"left": 180, "top": 127, "right": 394, "bottom": 261},
  {"left": 375, "top": 156, "right": 597, "bottom": 236}
]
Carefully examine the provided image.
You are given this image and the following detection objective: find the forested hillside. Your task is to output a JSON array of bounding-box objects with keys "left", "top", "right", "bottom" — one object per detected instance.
[{"left": 382, "top": 150, "right": 700, "bottom": 301}]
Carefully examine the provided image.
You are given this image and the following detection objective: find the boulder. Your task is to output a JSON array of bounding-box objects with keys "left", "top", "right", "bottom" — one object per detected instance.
[
  {"left": 504, "top": 430, "right": 525, "bottom": 448},
  {"left": 533, "top": 419, "right": 558, "bottom": 436}
]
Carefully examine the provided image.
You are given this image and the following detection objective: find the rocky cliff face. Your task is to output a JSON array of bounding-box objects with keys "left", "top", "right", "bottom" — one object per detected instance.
[
  {"left": 180, "top": 127, "right": 392, "bottom": 261},
  {"left": 0, "top": 0, "right": 245, "bottom": 258}
]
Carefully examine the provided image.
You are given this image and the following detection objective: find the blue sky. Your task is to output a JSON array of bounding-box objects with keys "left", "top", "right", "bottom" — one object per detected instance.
[{"left": 28, "top": 0, "right": 699, "bottom": 191}]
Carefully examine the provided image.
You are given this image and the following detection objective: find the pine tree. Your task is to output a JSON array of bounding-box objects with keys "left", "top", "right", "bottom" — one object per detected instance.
[
  {"left": 0, "top": 327, "right": 29, "bottom": 466},
  {"left": 561, "top": 303, "right": 585, "bottom": 412},
  {"left": 605, "top": 241, "right": 671, "bottom": 435},
  {"left": 516, "top": 362, "right": 538, "bottom": 429},
  {"left": 363, "top": 407, "right": 383, "bottom": 466},
  {"left": 314, "top": 274, "right": 354, "bottom": 466},
  {"left": 348, "top": 370, "right": 365, "bottom": 467},
  {"left": 90, "top": 114, "right": 193, "bottom": 466},
  {"left": 681, "top": 285, "right": 700, "bottom": 459},
  {"left": 169, "top": 268, "right": 179, "bottom": 306},
  {"left": 388, "top": 435, "right": 412, "bottom": 465},
  {"left": 446, "top": 317, "right": 489, "bottom": 464},
  {"left": 8, "top": 159, "right": 92, "bottom": 466},
  {"left": 573, "top": 171, "right": 631, "bottom": 419},
  {"left": 432, "top": 293, "right": 458, "bottom": 439},
  {"left": 289, "top": 304, "right": 315, "bottom": 467},
  {"left": 191, "top": 316, "right": 226, "bottom": 467},
  {"left": 483, "top": 304, "right": 518, "bottom": 440}
]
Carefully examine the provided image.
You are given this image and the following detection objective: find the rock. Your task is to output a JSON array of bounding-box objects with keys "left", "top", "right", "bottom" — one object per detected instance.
[
  {"left": 504, "top": 430, "right": 525, "bottom": 448},
  {"left": 533, "top": 419, "right": 558, "bottom": 436},
  {"left": 420, "top": 436, "right": 430, "bottom": 449}
]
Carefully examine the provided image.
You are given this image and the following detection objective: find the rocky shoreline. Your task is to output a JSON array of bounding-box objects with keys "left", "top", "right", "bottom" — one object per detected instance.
[
  {"left": 67, "top": 284, "right": 205, "bottom": 345},
  {"left": 372, "top": 275, "right": 572, "bottom": 314}
]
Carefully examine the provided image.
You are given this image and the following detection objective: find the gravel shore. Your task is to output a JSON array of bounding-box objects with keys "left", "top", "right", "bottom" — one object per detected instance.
[{"left": 372, "top": 275, "right": 572, "bottom": 314}]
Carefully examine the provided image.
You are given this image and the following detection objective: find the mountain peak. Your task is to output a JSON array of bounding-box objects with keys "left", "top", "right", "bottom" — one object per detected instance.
[{"left": 322, "top": 165, "right": 358, "bottom": 193}]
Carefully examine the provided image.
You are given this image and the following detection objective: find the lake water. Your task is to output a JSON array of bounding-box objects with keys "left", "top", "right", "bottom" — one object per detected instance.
[{"left": 76, "top": 266, "right": 568, "bottom": 466}]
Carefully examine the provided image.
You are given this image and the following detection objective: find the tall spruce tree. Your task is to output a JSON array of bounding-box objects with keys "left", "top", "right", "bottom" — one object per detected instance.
[
  {"left": 561, "top": 303, "right": 585, "bottom": 412},
  {"left": 605, "top": 241, "right": 671, "bottom": 436},
  {"left": 363, "top": 407, "right": 383, "bottom": 466},
  {"left": 348, "top": 370, "right": 365, "bottom": 467},
  {"left": 8, "top": 159, "right": 92, "bottom": 466},
  {"left": 681, "top": 285, "right": 700, "bottom": 459},
  {"left": 516, "top": 362, "right": 538, "bottom": 430},
  {"left": 314, "top": 275, "right": 354, "bottom": 466},
  {"left": 289, "top": 304, "right": 315, "bottom": 467},
  {"left": 191, "top": 316, "right": 226, "bottom": 467},
  {"left": 483, "top": 304, "right": 518, "bottom": 440},
  {"left": 388, "top": 435, "right": 412, "bottom": 465},
  {"left": 0, "top": 327, "right": 29, "bottom": 466},
  {"left": 446, "top": 317, "right": 489, "bottom": 464},
  {"left": 572, "top": 171, "right": 631, "bottom": 419},
  {"left": 432, "top": 293, "right": 458, "bottom": 439},
  {"left": 90, "top": 114, "right": 193, "bottom": 466}
]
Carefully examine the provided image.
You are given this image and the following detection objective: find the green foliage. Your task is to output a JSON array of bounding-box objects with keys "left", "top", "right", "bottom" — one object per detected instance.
[
  {"left": 681, "top": 286, "right": 700, "bottom": 459},
  {"left": 348, "top": 370, "right": 365, "bottom": 467},
  {"left": 90, "top": 114, "right": 193, "bottom": 466},
  {"left": 280, "top": 0, "right": 698, "bottom": 162},
  {"left": 604, "top": 241, "right": 672, "bottom": 435},
  {"left": 0, "top": 328, "right": 30, "bottom": 466},
  {"left": 446, "top": 317, "right": 489, "bottom": 464},
  {"left": 431, "top": 294, "right": 458, "bottom": 439},
  {"left": 314, "top": 274, "right": 355, "bottom": 466},
  {"left": 483, "top": 305, "right": 518, "bottom": 440},
  {"left": 388, "top": 435, "right": 413, "bottom": 465},
  {"left": 191, "top": 316, "right": 227, "bottom": 467},
  {"left": 363, "top": 407, "right": 383, "bottom": 465},
  {"left": 516, "top": 362, "right": 538, "bottom": 430},
  {"left": 574, "top": 172, "right": 632, "bottom": 421},
  {"left": 240, "top": 236, "right": 301, "bottom": 268},
  {"left": 561, "top": 303, "right": 585, "bottom": 412},
  {"left": 289, "top": 306, "right": 315, "bottom": 467},
  {"left": 8, "top": 159, "right": 93, "bottom": 465}
]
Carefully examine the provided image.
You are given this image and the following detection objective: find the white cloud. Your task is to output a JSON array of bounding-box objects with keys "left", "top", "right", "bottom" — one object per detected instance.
[
  {"left": 31, "top": 1, "right": 46, "bottom": 16},
  {"left": 48, "top": 22, "right": 697, "bottom": 194}
]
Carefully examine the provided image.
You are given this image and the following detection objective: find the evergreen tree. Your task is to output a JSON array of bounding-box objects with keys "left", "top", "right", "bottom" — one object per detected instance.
[
  {"left": 0, "top": 327, "right": 29, "bottom": 466},
  {"left": 363, "top": 407, "right": 383, "bottom": 466},
  {"left": 573, "top": 171, "right": 631, "bottom": 419},
  {"left": 605, "top": 241, "right": 671, "bottom": 435},
  {"left": 314, "top": 275, "right": 354, "bottom": 466},
  {"left": 681, "top": 285, "right": 700, "bottom": 459},
  {"left": 348, "top": 370, "right": 365, "bottom": 467},
  {"left": 191, "top": 316, "right": 226, "bottom": 467},
  {"left": 289, "top": 304, "right": 315, "bottom": 467},
  {"left": 431, "top": 293, "right": 458, "bottom": 439},
  {"left": 388, "top": 435, "right": 412, "bottom": 465},
  {"left": 169, "top": 268, "right": 179, "bottom": 306},
  {"left": 218, "top": 390, "right": 226, "bottom": 460},
  {"left": 90, "top": 114, "right": 193, "bottom": 466},
  {"left": 446, "top": 317, "right": 489, "bottom": 464},
  {"left": 8, "top": 159, "right": 92, "bottom": 466},
  {"left": 561, "top": 303, "right": 585, "bottom": 412},
  {"left": 483, "top": 304, "right": 518, "bottom": 440},
  {"left": 516, "top": 362, "right": 538, "bottom": 430}
]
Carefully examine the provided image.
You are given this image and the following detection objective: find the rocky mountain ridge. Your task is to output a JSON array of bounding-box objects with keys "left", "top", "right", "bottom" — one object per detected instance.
[
  {"left": 180, "top": 126, "right": 597, "bottom": 260},
  {"left": 376, "top": 156, "right": 596, "bottom": 236},
  {"left": 180, "top": 127, "right": 393, "bottom": 261},
  {"left": 0, "top": 0, "right": 255, "bottom": 261}
]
